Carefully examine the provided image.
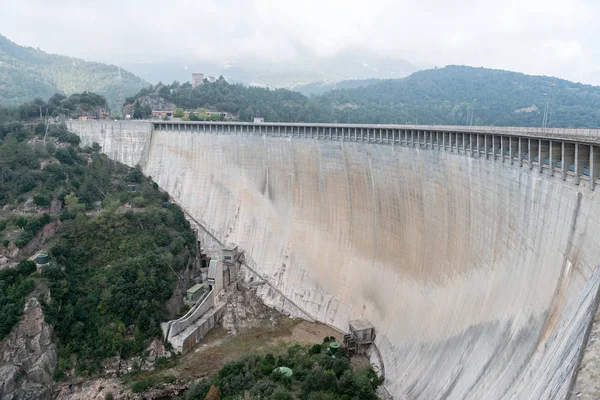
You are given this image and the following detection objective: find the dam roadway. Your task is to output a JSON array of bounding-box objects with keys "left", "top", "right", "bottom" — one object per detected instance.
[{"left": 68, "top": 120, "right": 600, "bottom": 400}]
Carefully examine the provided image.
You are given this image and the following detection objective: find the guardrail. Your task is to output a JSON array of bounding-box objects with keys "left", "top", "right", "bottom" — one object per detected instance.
[{"left": 152, "top": 121, "right": 600, "bottom": 190}]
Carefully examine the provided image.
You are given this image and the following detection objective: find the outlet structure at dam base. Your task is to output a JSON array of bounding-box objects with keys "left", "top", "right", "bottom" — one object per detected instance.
[{"left": 67, "top": 120, "right": 600, "bottom": 400}]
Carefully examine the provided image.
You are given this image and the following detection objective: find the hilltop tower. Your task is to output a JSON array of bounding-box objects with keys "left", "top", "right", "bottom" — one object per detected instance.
[{"left": 192, "top": 73, "right": 204, "bottom": 88}]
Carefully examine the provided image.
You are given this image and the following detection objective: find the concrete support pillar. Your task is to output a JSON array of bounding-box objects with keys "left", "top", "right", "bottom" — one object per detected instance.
[
  {"left": 591, "top": 147, "right": 596, "bottom": 190},
  {"left": 538, "top": 139, "right": 543, "bottom": 173},
  {"left": 467, "top": 133, "right": 472, "bottom": 156},
  {"left": 518, "top": 138, "right": 523, "bottom": 166},
  {"left": 549, "top": 141, "right": 555, "bottom": 176},
  {"left": 562, "top": 142, "right": 567, "bottom": 180},
  {"left": 574, "top": 144, "right": 581, "bottom": 184}
]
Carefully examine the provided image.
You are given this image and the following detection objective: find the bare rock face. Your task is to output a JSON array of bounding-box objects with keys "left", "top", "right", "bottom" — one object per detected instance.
[
  {"left": 0, "top": 297, "right": 57, "bottom": 400},
  {"left": 221, "top": 284, "right": 283, "bottom": 335},
  {"left": 122, "top": 94, "right": 176, "bottom": 117}
]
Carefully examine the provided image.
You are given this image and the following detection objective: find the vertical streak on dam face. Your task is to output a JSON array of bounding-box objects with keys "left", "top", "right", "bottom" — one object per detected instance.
[{"left": 68, "top": 121, "right": 600, "bottom": 400}]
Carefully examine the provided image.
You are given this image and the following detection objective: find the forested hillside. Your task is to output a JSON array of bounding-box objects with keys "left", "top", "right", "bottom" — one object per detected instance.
[
  {"left": 313, "top": 66, "right": 600, "bottom": 127},
  {"left": 0, "top": 119, "right": 197, "bottom": 378},
  {"left": 128, "top": 66, "right": 600, "bottom": 128},
  {"left": 124, "top": 77, "right": 322, "bottom": 122},
  {"left": 0, "top": 34, "right": 149, "bottom": 111}
]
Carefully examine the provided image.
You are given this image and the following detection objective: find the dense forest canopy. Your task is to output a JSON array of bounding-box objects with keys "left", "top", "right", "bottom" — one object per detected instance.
[
  {"left": 0, "top": 92, "right": 109, "bottom": 122},
  {"left": 125, "top": 76, "right": 321, "bottom": 122},
  {"left": 126, "top": 66, "right": 600, "bottom": 128},
  {"left": 0, "top": 119, "right": 197, "bottom": 377}
]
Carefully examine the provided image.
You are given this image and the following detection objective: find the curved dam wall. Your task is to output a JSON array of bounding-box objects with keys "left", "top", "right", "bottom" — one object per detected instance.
[{"left": 67, "top": 121, "right": 600, "bottom": 399}]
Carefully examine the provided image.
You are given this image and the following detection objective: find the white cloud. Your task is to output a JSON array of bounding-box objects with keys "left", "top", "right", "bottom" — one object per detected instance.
[{"left": 0, "top": 0, "right": 599, "bottom": 84}]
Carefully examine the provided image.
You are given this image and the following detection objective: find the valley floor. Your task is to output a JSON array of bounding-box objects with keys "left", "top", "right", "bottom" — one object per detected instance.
[{"left": 53, "top": 286, "right": 342, "bottom": 399}]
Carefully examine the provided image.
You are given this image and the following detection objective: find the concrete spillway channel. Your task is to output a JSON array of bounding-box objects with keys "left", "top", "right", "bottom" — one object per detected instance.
[{"left": 68, "top": 120, "right": 600, "bottom": 399}]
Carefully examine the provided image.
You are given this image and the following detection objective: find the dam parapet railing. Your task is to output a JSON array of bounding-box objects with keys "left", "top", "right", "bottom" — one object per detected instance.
[{"left": 154, "top": 121, "right": 600, "bottom": 189}]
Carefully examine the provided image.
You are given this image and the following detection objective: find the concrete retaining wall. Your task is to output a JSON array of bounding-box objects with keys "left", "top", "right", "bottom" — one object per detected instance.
[
  {"left": 69, "top": 121, "right": 600, "bottom": 400},
  {"left": 178, "top": 303, "right": 227, "bottom": 354},
  {"left": 165, "top": 290, "right": 214, "bottom": 342}
]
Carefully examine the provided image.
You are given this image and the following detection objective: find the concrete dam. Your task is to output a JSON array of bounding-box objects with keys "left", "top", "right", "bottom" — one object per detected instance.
[{"left": 67, "top": 120, "right": 600, "bottom": 399}]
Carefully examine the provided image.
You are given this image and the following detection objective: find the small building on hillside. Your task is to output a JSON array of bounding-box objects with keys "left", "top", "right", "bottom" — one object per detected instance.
[
  {"left": 253, "top": 117, "right": 265, "bottom": 123},
  {"left": 223, "top": 243, "right": 239, "bottom": 265},
  {"left": 152, "top": 110, "right": 174, "bottom": 119},
  {"left": 187, "top": 283, "right": 207, "bottom": 303},
  {"left": 344, "top": 319, "right": 375, "bottom": 354},
  {"left": 205, "top": 111, "right": 228, "bottom": 119}
]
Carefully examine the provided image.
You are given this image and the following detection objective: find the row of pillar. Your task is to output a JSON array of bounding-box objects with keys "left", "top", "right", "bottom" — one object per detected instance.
[{"left": 154, "top": 123, "right": 600, "bottom": 189}]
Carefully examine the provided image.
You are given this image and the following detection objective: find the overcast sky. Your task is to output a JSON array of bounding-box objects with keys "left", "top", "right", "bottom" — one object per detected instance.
[{"left": 1, "top": 0, "right": 599, "bottom": 85}]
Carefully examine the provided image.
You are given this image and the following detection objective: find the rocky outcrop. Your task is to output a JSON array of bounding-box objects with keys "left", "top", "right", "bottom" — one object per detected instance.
[
  {"left": 122, "top": 94, "right": 176, "bottom": 116},
  {"left": 0, "top": 297, "right": 57, "bottom": 400}
]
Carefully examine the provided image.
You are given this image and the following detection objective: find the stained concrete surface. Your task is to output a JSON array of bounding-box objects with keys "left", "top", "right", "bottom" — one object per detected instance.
[{"left": 67, "top": 121, "right": 600, "bottom": 399}]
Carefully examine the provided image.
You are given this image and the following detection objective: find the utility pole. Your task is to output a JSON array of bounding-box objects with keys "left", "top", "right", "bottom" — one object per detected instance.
[
  {"left": 465, "top": 104, "right": 470, "bottom": 126},
  {"left": 43, "top": 108, "right": 50, "bottom": 146},
  {"left": 547, "top": 82, "right": 556, "bottom": 128},
  {"left": 542, "top": 94, "right": 549, "bottom": 128}
]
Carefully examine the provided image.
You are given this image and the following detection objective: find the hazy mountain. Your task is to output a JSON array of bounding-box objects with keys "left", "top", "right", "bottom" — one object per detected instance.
[
  {"left": 312, "top": 65, "right": 600, "bottom": 127},
  {"left": 292, "top": 79, "right": 380, "bottom": 96},
  {"left": 121, "top": 49, "right": 416, "bottom": 89},
  {"left": 0, "top": 34, "right": 149, "bottom": 111}
]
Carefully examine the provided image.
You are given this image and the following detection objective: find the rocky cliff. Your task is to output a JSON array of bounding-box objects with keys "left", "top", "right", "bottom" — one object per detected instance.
[{"left": 0, "top": 297, "right": 57, "bottom": 400}]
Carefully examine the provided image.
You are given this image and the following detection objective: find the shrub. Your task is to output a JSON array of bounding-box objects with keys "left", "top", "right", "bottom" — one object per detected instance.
[
  {"left": 131, "top": 196, "right": 147, "bottom": 208},
  {"left": 170, "top": 236, "right": 186, "bottom": 255},
  {"left": 45, "top": 142, "right": 56, "bottom": 156},
  {"left": 153, "top": 226, "right": 172, "bottom": 247},
  {"left": 17, "top": 260, "right": 36, "bottom": 275},
  {"left": 15, "top": 231, "right": 34, "bottom": 248},
  {"left": 184, "top": 380, "right": 211, "bottom": 400},
  {"left": 55, "top": 148, "right": 74, "bottom": 165},
  {"left": 131, "top": 378, "right": 156, "bottom": 393},
  {"left": 268, "top": 387, "right": 293, "bottom": 400},
  {"left": 309, "top": 344, "right": 322, "bottom": 355},
  {"left": 33, "top": 192, "right": 52, "bottom": 206}
]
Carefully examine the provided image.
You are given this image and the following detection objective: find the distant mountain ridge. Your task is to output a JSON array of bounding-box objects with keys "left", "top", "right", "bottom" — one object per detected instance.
[
  {"left": 126, "top": 65, "right": 600, "bottom": 128},
  {"left": 292, "top": 79, "right": 380, "bottom": 96},
  {"left": 0, "top": 34, "right": 149, "bottom": 111},
  {"left": 310, "top": 65, "right": 600, "bottom": 128}
]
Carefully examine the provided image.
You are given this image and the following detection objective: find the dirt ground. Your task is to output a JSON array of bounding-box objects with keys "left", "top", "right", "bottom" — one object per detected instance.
[
  {"left": 171, "top": 318, "right": 341, "bottom": 380},
  {"left": 55, "top": 317, "right": 341, "bottom": 400}
]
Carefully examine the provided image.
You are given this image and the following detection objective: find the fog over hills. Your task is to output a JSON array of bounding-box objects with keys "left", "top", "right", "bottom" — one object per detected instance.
[
  {"left": 121, "top": 49, "right": 416, "bottom": 89},
  {"left": 0, "top": 34, "right": 148, "bottom": 111}
]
